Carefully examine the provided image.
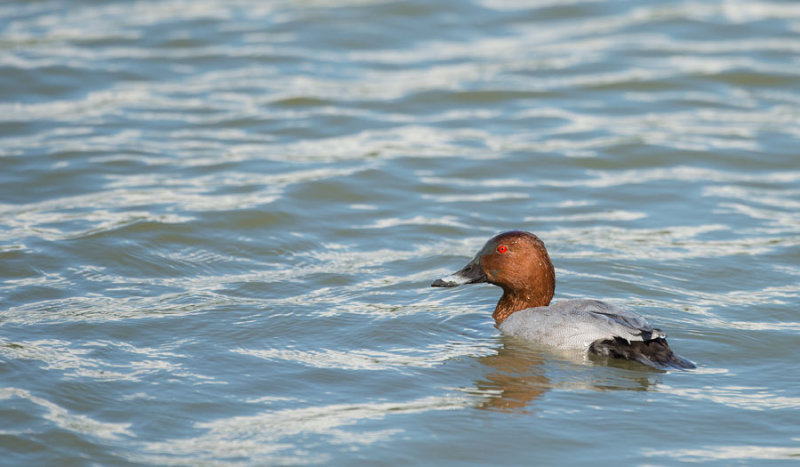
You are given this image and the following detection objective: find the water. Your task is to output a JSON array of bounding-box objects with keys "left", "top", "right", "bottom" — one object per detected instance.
[{"left": 2, "top": 0, "right": 800, "bottom": 464}]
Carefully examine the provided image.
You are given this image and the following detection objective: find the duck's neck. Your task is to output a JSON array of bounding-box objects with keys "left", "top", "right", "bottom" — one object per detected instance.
[{"left": 493, "top": 290, "right": 553, "bottom": 325}]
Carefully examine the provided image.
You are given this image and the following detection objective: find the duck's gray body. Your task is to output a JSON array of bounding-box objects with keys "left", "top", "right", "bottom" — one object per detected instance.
[
  {"left": 499, "top": 299, "right": 694, "bottom": 369},
  {"left": 499, "top": 299, "right": 661, "bottom": 350}
]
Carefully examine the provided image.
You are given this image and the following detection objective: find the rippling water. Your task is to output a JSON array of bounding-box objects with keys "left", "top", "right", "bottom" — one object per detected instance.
[{"left": 2, "top": 0, "right": 800, "bottom": 464}]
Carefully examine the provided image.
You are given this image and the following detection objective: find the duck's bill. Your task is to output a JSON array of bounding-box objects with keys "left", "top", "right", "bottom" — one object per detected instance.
[{"left": 431, "top": 261, "right": 487, "bottom": 287}]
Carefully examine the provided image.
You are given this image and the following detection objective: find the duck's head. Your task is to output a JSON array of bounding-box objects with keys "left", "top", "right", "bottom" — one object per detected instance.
[{"left": 432, "top": 230, "right": 556, "bottom": 322}]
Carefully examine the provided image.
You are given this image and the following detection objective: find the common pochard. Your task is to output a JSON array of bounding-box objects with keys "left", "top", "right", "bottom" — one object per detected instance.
[{"left": 432, "top": 230, "right": 695, "bottom": 370}]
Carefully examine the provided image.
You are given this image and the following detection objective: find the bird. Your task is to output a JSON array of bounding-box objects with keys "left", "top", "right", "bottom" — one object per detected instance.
[{"left": 432, "top": 230, "right": 695, "bottom": 370}]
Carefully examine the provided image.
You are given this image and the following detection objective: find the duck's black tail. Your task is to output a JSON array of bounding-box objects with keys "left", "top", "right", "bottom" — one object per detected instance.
[{"left": 589, "top": 336, "right": 695, "bottom": 370}]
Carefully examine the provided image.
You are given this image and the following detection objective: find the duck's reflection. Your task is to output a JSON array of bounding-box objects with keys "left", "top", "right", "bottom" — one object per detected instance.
[
  {"left": 472, "top": 337, "right": 663, "bottom": 411},
  {"left": 472, "top": 341, "right": 549, "bottom": 411}
]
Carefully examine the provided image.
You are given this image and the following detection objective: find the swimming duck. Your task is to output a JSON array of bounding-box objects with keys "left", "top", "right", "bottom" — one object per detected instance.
[{"left": 432, "top": 230, "right": 695, "bottom": 370}]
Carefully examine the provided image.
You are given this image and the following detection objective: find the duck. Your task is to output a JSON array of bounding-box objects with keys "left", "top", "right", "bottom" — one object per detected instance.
[{"left": 431, "top": 230, "right": 695, "bottom": 370}]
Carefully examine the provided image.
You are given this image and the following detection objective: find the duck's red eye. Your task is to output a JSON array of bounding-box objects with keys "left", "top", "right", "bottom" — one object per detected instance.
[{"left": 497, "top": 245, "right": 508, "bottom": 254}]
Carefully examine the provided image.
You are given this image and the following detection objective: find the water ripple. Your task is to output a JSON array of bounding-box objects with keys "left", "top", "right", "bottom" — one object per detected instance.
[
  {"left": 0, "top": 387, "right": 132, "bottom": 440},
  {"left": 137, "top": 395, "right": 471, "bottom": 465},
  {"left": 234, "top": 340, "right": 498, "bottom": 371}
]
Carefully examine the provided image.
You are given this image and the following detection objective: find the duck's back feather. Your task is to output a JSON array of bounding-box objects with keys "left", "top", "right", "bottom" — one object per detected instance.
[{"left": 589, "top": 336, "right": 696, "bottom": 369}]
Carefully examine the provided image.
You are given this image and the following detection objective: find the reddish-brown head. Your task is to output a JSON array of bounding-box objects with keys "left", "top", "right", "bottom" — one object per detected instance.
[{"left": 432, "top": 230, "right": 556, "bottom": 323}]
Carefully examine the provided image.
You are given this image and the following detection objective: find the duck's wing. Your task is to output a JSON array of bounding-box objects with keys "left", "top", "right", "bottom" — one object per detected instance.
[
  {"left": 548, "top": 299, "right": 662, "bottom": 341},
  {"left": 572, "top": 299, "right": 666, "bottom": 340}
]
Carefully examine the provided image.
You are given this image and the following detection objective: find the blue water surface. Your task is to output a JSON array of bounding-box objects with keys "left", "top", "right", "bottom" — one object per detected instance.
[{"left": 1, "top": 0, "right": 800, "bottom": 464}]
